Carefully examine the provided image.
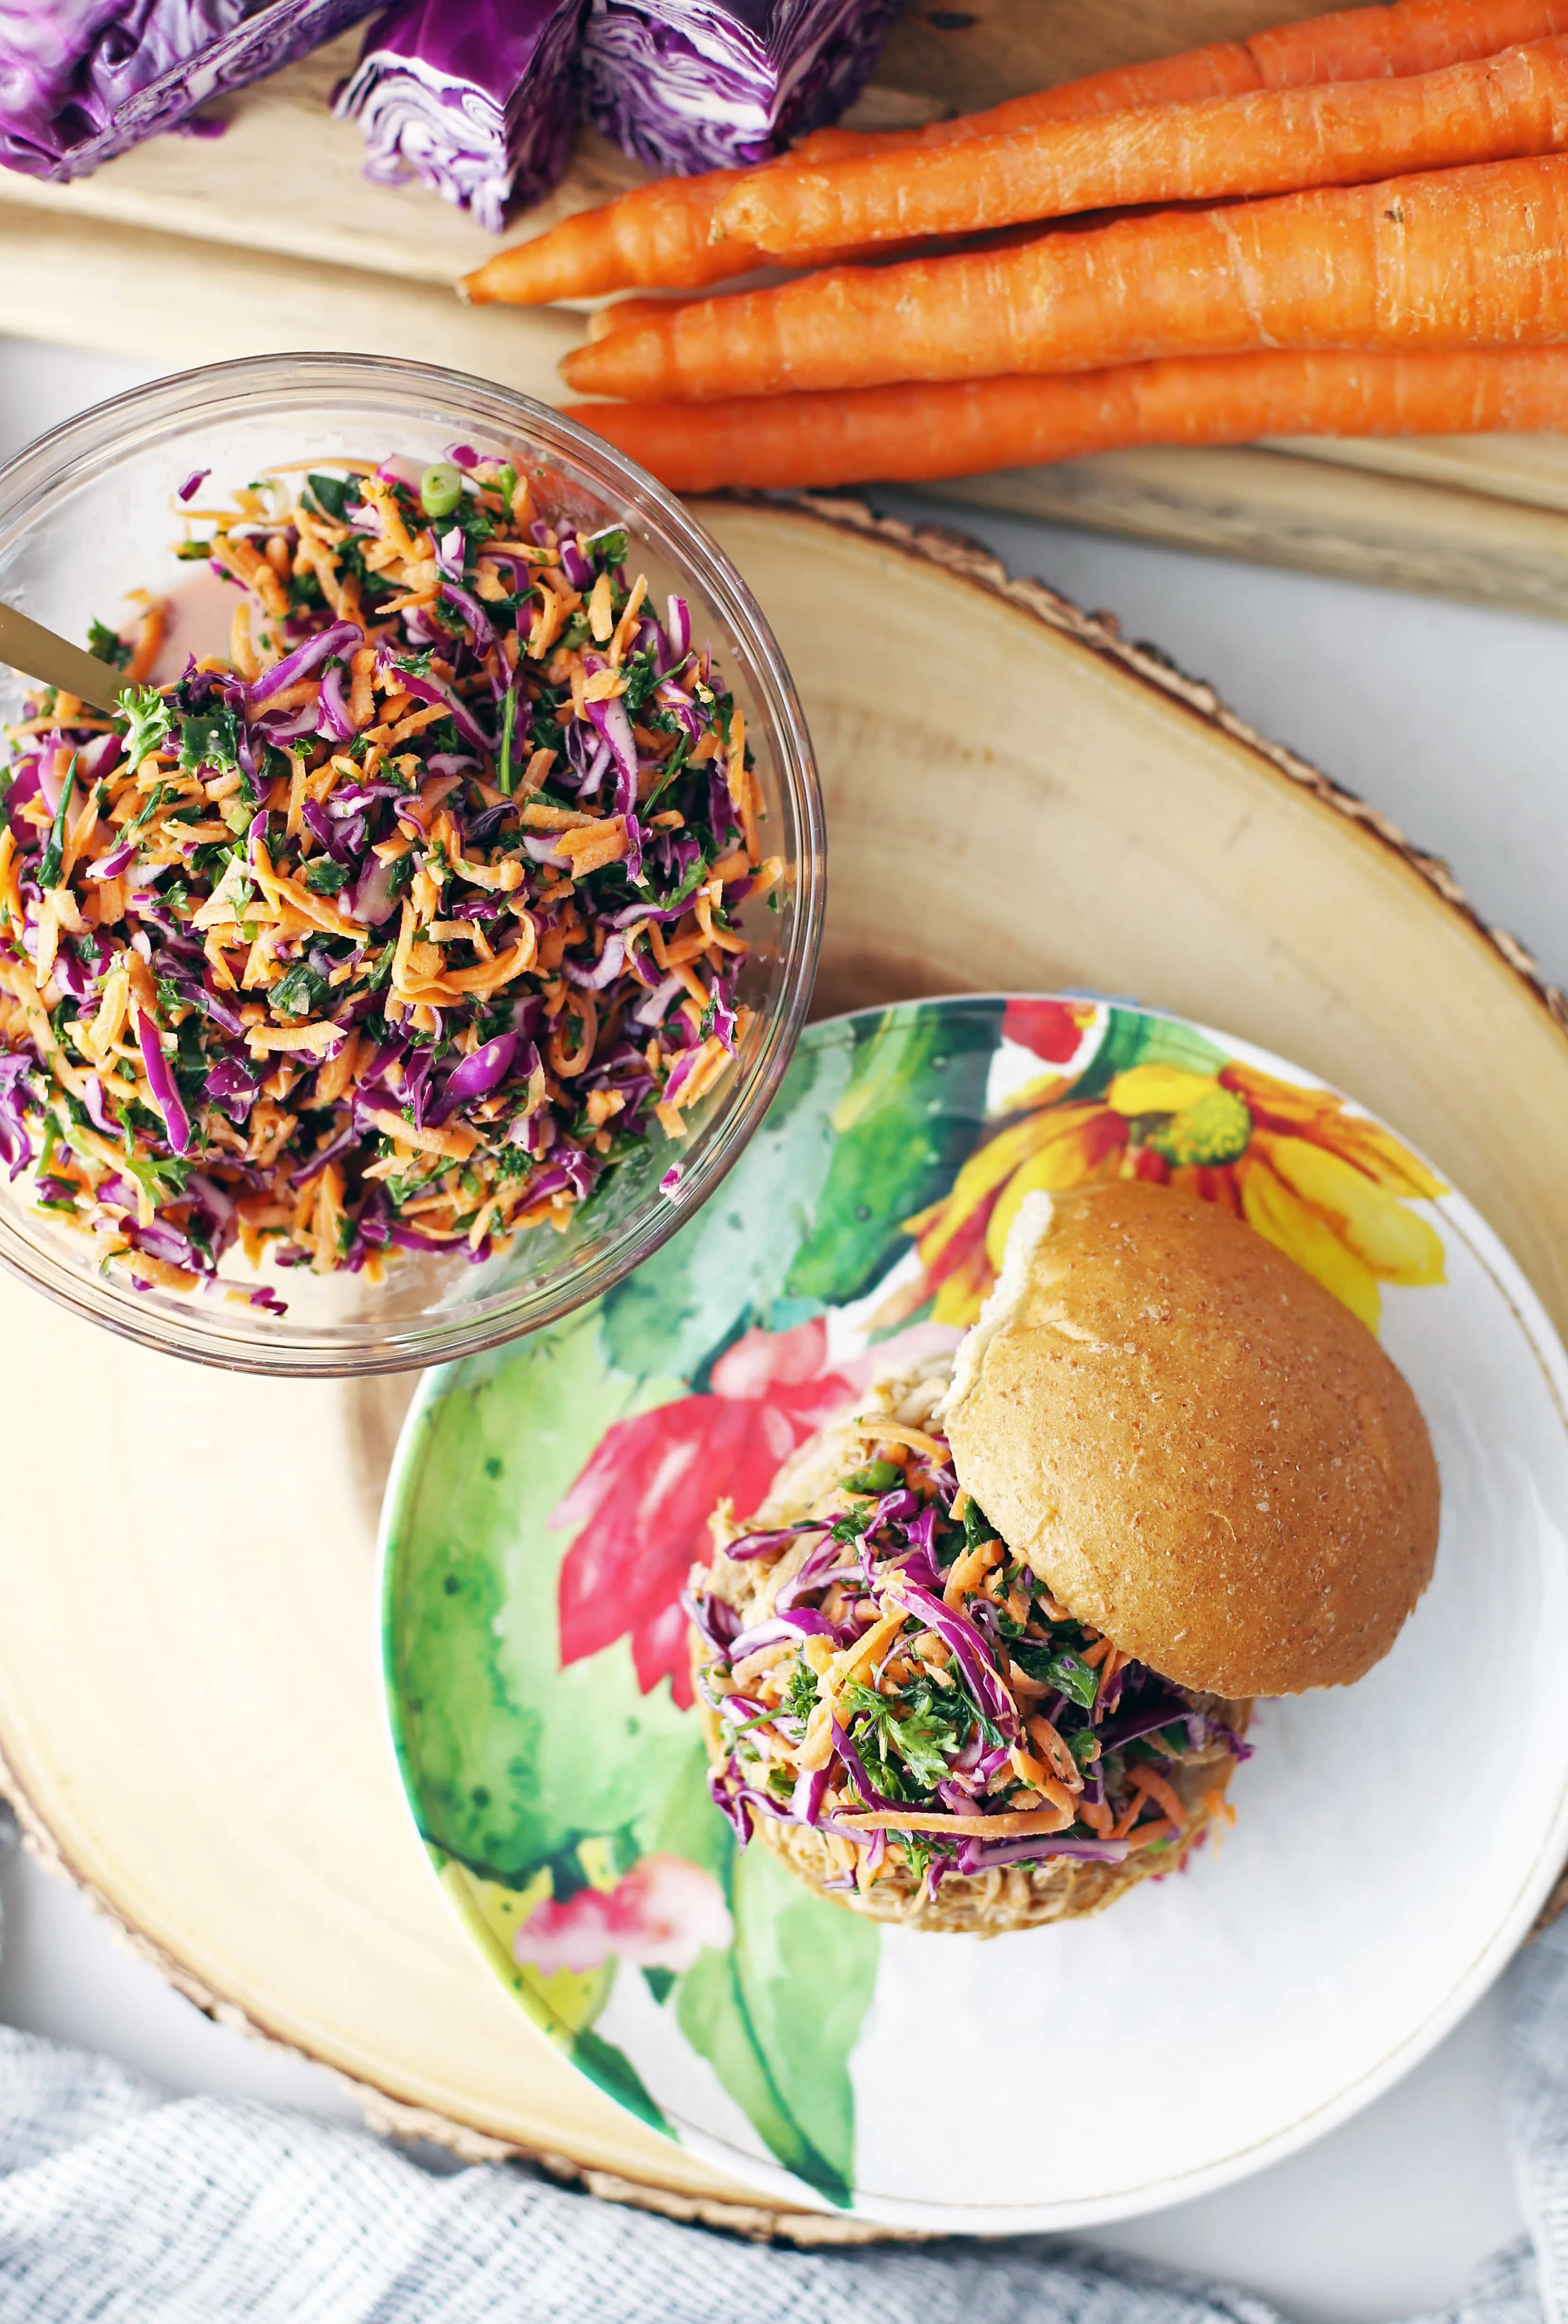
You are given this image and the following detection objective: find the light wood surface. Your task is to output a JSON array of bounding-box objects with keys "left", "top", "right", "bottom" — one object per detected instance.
[
  {"left": 0, "top": 498, "right": 1566, "bottom": 2231},
  {"left": 922, "top": 446, "right": 1568, "bottom": 621},
  {"left": 0, "top": 198, "right": 577, "bottom": 403},
  {"left": 1266, "top": 432, "right": 1568, "bottom": 513}
]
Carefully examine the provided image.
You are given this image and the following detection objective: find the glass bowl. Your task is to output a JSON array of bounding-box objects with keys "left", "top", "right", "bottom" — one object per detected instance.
[{"left": 0, "top": 354, "right": 823, "bottom": 1374}]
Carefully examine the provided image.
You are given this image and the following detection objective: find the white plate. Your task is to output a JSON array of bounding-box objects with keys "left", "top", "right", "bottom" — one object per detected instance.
[{"left": 382, "top": 997, "right": 1568, "bottom": 2229}]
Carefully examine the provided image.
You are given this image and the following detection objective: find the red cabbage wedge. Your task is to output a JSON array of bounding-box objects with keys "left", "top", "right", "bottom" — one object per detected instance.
[
  {"left": 580, "top": 0, "right": 901, "bottom": 173},
  {"left": 334, "top": 0, "right": 586, "bottom": 232},
  {"left": 0, "top": 0, "right": 379, "bottom": 179}
]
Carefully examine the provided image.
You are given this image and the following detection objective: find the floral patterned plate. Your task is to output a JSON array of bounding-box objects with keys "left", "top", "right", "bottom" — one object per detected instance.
[{"left": 380, "top": 996, "right": 1568, "bottom": 2231}]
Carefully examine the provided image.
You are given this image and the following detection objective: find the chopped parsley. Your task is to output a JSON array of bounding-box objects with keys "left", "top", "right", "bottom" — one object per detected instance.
[{"left": 86, "top": 619, "right": 131, "bottom": 670}]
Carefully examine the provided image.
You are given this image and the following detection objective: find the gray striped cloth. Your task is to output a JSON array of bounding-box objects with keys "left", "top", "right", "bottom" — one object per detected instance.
[{"left": 0, "top": 1818, "right": 1559, "bottom": 2324}]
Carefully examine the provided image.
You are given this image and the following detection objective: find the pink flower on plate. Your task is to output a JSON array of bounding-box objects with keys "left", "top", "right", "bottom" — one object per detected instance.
[
  {"left": 554, "top": 1316, "right": 858, "bottom": 1706},
  {"left": 514, "top": 1853, "right": 733, "bottom": 1977}
]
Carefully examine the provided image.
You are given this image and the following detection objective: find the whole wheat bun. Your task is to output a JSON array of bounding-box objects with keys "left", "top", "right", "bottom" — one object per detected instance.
[
  {"left": 943, "top": 1179, "right": 1440, "bottom": 1699},
  {"left": 695, "top": 1362, "right": 1248, "bottom": 1935}
]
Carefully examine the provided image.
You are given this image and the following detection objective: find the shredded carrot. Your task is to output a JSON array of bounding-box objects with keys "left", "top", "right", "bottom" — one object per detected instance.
[
  {"left": 229, "top": 600, "right": 259, "bottom": 681},
  {"left": 359, "top": 1106, "right": 479, "bottom": 1162},
  {"left": 1007, "top": 1747, "right": 1077, "bottom": 1813},
  {"left": 943, "top": 1535, "right": 1003, "bottom": 1607},
  {"left": 853, "top": 1416, "right": 949, "bottom": 1460},
  {"left": 0, "top": 828, "right": 20, "bottom": 931},
  {"left": 245, "top": 1022, "right": 346, "bottom": 1059},
  {"left": 124, "top": 601, "right": 167, "bottom": 685},
  {"left": 835, "top": 1805, "right": 1074, "bottom": 1836},
  {"left": 1026, "top": 1712, "right": 1085, "bottom": 1790},
  {"left": 1111, "top": 1793, "right": 1147, "bottom": 1842},
  {"left": 1126, "top": 1817, "right": 1179, "bottom": 1852},
  {"left": 1128, "top": 1763, "right": 1189, "bottom": 1829},
  {"left": 557, "top": 817, "right": 629, "bottom": 874}
]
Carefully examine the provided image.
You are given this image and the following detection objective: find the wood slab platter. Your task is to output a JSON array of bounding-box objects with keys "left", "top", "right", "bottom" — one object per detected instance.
[
  {"left": 3, "top": 0, "right": 1568, "bottom": 610},
  {"left": 2, "top": 498, "right": 1568, "bottom": 2236}
]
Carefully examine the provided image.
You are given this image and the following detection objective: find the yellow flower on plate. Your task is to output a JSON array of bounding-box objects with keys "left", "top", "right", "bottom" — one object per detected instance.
[{"left": 901, "top": 1051, "right": 1445, "bottom": 1335}]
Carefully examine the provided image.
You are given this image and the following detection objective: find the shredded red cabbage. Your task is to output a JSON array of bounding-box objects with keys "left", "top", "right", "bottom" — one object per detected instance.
[
  {"left": 692, "top": 1413, "right": 1246, "bottom": 1900},
  {"left": 0, "top": 451, "right": 780, "bottom": 1305}
]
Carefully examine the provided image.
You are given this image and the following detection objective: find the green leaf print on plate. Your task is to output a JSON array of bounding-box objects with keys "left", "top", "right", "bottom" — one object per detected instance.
[
  {"left": 390, "top": 1306, "right": 697, "bottom": 1886},
  {"left": 678, "top": 1841, "right": 877, "bottom": 2209},
  {"left": 598, "top": 1025, "right": 853, "bottom": 1386},
  {"left": 1072, "top": 1002, "right": 1225, "bottom": 1100},
  {"left": 784, "top": 997, "right": 1000, "bottom": 1307}
]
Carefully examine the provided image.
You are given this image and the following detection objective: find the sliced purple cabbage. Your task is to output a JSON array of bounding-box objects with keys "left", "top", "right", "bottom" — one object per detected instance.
[
  {"left": 579, "top": 0, "right": 902, "bottom": 175},
  {"left": 0, "top": 1054, "right": 34, "bottom": 1181},
  {"left": 725, "top": 1607, "right": 840, "bottom": 1661},
  {"left": 334, "top": 0, "right": 587, "bottom": 234},
  {"left": 135, "top": 1011, "right": 193, "bottom": 1157},
  {"left": 0, "top": 0, "right": 380, "bottom": 181},
  {"left": 956, "top": 1833, "right": 1133, "bottom": 1875},
  {"left": 720, "top": 1517, "right": 823, "bottom": 1562}
]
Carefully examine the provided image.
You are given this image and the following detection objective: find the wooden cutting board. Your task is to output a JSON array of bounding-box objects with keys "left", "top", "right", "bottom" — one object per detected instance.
[
  {"left": 0, "top": 2, "right": 1343, "bottom": 288},
  {"left": 2, "top": 4, "right": 1568, "bottom": 602},
  {"left": 2, "top": 497, "right": 1567, "bottom": 2237}
]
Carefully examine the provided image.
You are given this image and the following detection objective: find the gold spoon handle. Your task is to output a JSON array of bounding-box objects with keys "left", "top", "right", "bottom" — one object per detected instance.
[{"left": 0, "top": 602, "right": 131, "bottom": 720}]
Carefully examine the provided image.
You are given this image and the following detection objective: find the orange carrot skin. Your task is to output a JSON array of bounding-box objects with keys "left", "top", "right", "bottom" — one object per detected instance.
[
  {"left": 723, "top": 36, "right": 1568, "bottom": 258},
  {"left": 463, "top": 174, "right": 750, "bottom": 304},
  {"left": 793, "top": 0, "right": 1568, "bottom": 164},
  {"left": 461, "top": 190, "right": 910, "bottom": 307},
  {"left": 1249, "top": 0, "right": 1568, "bottom": 86},
  {"left": 586, "top": 295, "right": 699, "bottom": 340},
  {"left": 796, "top": 42, "right": 1259, "bottom": 164},
  {"left": 564, "top": 346, "right": 1568, "bottom": 492},
  {"left": 561, "top": 154, "right": 1568, "bottom": 403}
]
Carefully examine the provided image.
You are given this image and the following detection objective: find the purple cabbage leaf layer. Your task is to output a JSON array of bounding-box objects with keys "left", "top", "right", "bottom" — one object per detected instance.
[
  {"left": 580, "top": 0, "right": 902, "bottom": 174},
  {"left": 0, "top": 0, "right": 380, "bottom": 179},
  {"left": 334, "top": 0, "right": 586, "bottom": 232}
]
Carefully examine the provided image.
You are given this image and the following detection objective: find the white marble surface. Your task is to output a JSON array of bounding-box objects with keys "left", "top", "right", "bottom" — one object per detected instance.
[{"left": 0, "top": 336, "right": 1558, "bottom": 2322}]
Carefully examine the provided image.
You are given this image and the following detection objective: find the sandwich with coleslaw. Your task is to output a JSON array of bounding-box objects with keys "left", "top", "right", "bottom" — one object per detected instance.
[{"left": 687, "top": 1177, "right": 1440, "bottom": 1934}]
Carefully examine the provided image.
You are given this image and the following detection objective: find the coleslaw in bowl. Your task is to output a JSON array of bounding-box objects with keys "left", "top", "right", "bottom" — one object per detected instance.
[{"left": 0, "top": 355, "right": 822, "bottom": 1372}]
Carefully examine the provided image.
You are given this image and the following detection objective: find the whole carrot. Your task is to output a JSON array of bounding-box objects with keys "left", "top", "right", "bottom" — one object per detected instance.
[
  {"left": 564, "top": 346, "right": 1568, "bottom": 491},
  {"left": 722, "top": 37, "right": 1568, "bottom": 259},
  {"left": 464, "top": 173, "right": 749, "bottom": 304},
  {"left": 462, "top": 0, "right": 1568, "bottom": 304},
  {"left": 796, "top": 0, "right": 1568, "bottom": 164},
  {"left": 561, "top": 155, "right": 1568, "bottom": 403},
  {"left": 461, "top": 174, "right": 901, "bottom": 304}
]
